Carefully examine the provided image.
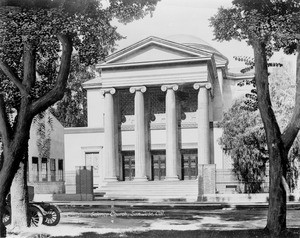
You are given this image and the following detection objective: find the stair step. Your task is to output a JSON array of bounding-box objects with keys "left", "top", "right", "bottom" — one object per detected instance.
[{"left": 95, "top": 180, "right": 198, "bottom": 201}]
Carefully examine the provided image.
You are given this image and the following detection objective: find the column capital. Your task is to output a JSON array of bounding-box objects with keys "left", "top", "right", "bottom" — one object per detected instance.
[
  {"left": 193, "top": 83, "right": 212, "bottom": 90},
  {"left": 129, "top": 86, "right": 146, "bottom": 94},
  {"left": 194, "top": 83, "right": 213, "bottom": 98},
  {"left": 100, "top": 87, "right": 116, "bottom": 96},
  {"left": 161, "top": 84, "right": 179, "bottom": 92}
]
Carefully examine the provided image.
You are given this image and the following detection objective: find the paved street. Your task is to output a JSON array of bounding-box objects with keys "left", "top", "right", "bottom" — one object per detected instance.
[{"left": 6, "top": 203, "right": 300, "bottom": 237}]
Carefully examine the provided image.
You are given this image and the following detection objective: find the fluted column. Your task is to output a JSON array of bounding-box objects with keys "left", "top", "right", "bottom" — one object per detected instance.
[
  {"left": 101, "top": 88, "right": 117, "bottom": 181},
  {"left": 130, "top": 86, "right": 147, "bottom": 181},
  {"left": 161, "top": 84, "right": 179, "bottom": 180},
  {"left": 193, "top": 83, "right": 211, "bottom": 165}
]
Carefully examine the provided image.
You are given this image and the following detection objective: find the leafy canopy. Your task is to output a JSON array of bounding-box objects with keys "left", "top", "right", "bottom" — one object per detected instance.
[
  {"left": 51, "top": 54, "right": 93, "bottom": 127},
  {"left": 219, "top": 63, "right": 299, "bottom": 192},
  {"left": 210, "top": 0, "right": 300, "bottom": 56},
  {"left": 0, "top": 0, "right": 159, "bottom": 120}
]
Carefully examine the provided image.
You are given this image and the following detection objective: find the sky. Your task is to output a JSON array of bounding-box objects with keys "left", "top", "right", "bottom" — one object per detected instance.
[{"left": 113, "top": 0, "right": 296, "bottom": 73}]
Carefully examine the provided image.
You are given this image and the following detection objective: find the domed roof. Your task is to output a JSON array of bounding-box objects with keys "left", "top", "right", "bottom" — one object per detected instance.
[
  {"left": 166, "top": 34, "right": 211, "bottom": 46},
  {"left": 166, "top": 34, "right": 228, "bottom": 64}
]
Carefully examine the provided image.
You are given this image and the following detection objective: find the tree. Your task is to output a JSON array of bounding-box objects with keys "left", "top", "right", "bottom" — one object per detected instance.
[
  {"left": 210, "top": 1, "right": 300, "bottom": 235},
  {"left": 51, "top": 54, "right": 95, "bottom": 127},
  {"left": 0, "top": 0, "right": 159, "bottom": 236},
  {"left": 10, "top": 54, "right": 92, "bottom": 231},
  {"left": 220, "top": 62, "right": 300, "bottom": 194},
  {"left": 219, "top": 99, "right": 267, "bottom": 193}
]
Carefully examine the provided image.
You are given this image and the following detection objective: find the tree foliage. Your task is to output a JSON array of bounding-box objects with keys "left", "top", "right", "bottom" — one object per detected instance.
[
  {"left": 51, "top": 54, "right": 94, "bottom": 127},
  {"left": 219, "top": 98, "right": 267, "bottom": 193},
  {"left": 0, "top": 0, "right": 159, "bottom": 236},
  {"left": 210, "top": 1, "right": 300, "bottom": 234},
  {"left": 210, "top": 0, "right": 300, "bottom": 55},
  {"left": 220, "top": 62, "right": 300, "bottom": 193}
]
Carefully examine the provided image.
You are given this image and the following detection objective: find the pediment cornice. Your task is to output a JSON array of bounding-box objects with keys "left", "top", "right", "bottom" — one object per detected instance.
[{"left": 98, "top": 36, "right": 215, "bottom": 67}]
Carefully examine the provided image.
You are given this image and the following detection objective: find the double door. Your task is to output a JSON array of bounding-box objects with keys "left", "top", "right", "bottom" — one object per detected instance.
[
  {"left": 152, "top": 151, "right": 166, "bottom": 180},
  {"left": 182, "top": 150, "right": 198, "bottom": 180},
  {"left": 122, "top": 150, "right": 197, "bottom": 181},
  {"left": 123, "top": 152, "right": 135, "bottom": 181}
]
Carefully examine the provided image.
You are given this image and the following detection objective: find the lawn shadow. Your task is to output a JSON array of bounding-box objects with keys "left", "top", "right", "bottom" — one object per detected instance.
[{"left": 52, "top": 228, "right": 300, "bottom": 238}]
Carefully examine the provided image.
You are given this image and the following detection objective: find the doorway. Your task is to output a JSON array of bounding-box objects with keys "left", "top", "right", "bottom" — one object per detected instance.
[
  {"left": 182, "top": 149, "right": 198, "bottom": 180},
  {"left": 152, "top": 151, "right": 166, "bottom": 181},
  {"left": 122, "top": 151, "right": 135, "bottom": 181}
]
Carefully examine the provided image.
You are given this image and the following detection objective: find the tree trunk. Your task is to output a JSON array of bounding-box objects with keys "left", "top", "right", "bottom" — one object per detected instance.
[
  {"left": 266, "top": 147, "right": 287, "bottom": 236},
  {"left": 0, "top": 33, "right": 72, "bottom": 237},
  {"left": 0, "top": 113, "right": 32, "bottom": 237},
  {"left": 0, "top": 195, "right": 7, "bottom": 237},
  {"left": 253, "top": 40, "right": 287, "bottom": 237},
  {"left": 0, "top": 149, "right": 26, "bottom": 237},
  {"left": 11, "top": 159, "right": 29, "bottom": 230}
]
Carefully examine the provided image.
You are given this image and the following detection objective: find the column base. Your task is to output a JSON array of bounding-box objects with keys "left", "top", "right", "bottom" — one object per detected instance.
[
  {"left": 165, "top": 176, "right": 179, "bottom": 181},
  {"left": 133, "top": 176, "right": 148, "bottom": 182}
]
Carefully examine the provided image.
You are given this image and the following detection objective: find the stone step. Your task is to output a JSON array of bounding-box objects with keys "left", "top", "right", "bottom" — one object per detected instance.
[
  {"left": 102, "top": 181, "right": 197, "bottom": 186},
  {"left": 96, "top": 180, "right": 198, "bottom": 202},
  {"left": 101, "top": 188, "right": 196, "bottom": 191},
  {"left": 104, "top": 189, "right": 198, "bottom": 195},
  {"left": 103, "top": 184, "right": 197, "bottom": 187}
]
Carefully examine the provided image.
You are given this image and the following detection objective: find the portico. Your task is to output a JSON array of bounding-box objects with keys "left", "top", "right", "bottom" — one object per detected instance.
[
  {"left": 65, "top": 35, "right": 232, "bottom": 200},
  {"left": 89, "top": 35, "right": 227, "bottom": 187},
  {"left": 100, "top": 83, "right": 213, "bottom": 183}
]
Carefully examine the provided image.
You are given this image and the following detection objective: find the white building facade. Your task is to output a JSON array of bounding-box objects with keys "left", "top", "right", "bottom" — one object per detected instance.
[
  {"left": 64, "top": 36, "right": 253, "bottom": 200},
  {"left": 28, "top": 111, "right": 65, "bottom": 194}
]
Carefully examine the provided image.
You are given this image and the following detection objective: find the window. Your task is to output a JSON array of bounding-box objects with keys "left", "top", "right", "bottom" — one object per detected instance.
[
  {"left": 41, "top": 158, "right": 48, "bottom": 181},
  {"left": 58, "top": 159, "right": 64, "bottom": 181},
  {"left": 32, "top": 157, "right": 39, "bottom": 182},
  {"left": 50, "top": 159, "right": 56, "bottom": 181}
]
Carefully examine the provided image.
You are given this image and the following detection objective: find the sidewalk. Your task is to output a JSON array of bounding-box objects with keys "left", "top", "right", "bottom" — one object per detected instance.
[
  {"left": 52, "top": 200, "right": 300, "bottom": 212},
  {"left": 7, "top": 200, "right": 300, "bottom": 238}
]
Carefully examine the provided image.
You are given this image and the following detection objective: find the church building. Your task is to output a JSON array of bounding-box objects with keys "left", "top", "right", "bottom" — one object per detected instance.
[{"left": 64, "top": 35, "right": 253, "bottom": 201}]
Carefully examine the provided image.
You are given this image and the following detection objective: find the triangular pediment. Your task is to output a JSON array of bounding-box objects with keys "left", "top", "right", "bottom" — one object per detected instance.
[{"left": 102, "top": 36, "right": 213, "bottom": 66}]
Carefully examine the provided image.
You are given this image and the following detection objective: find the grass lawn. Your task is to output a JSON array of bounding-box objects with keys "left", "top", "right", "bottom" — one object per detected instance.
[{"left": 52, "top": 228, "right": 300, "bottom": 238}]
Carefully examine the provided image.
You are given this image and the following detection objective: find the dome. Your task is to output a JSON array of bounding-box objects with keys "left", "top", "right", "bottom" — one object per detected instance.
[
  {"left": 166, "top": 34, "right": 211, "bottom": 46},
  {"left": 166, "top": 34, "right": 228, "bottom": 64}
]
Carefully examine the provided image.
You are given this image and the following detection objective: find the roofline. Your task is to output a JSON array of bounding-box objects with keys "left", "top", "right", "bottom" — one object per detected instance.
[
  {"left": 82, "top": 78, "right": 102, "bottom": 89},
  {"left": 99, "top": 57, "right": 213, "bottom": 70},
  {"left": 99, "top": 36, "right": 215, "bottom": 66},
  {"left": 226, "top": 72, "right": 254, "bottom": 80}
]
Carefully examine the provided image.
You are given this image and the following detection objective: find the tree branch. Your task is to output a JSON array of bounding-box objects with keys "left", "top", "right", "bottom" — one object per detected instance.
[
  {"left": 23, "top": 41, "right": 36, "bottom": 91},
  {"left": 29, "top": 34, "right": 73, "bottom": 116},
  {"left": 282, "top": 43, "right": 300, "bottom": 151},
  {"left": 0, "top": 60, "right": 28, "bottom": 97}
]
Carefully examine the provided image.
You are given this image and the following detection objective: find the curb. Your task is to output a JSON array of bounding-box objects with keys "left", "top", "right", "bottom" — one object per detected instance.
[{"left": 52, "top": 201, "right": 300, "bottom": 212}]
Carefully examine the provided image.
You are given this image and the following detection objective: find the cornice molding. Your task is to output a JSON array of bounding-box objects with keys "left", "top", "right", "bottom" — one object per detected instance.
[
  {"left": 100, "top": 57, "right": 211, "bottom": 70},
  {"left": 64, "top": 127, "right": 104, "bottom": 134}
]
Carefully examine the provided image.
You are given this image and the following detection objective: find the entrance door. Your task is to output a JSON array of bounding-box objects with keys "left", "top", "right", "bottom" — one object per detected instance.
[
  {"left": 182, "top": 150, "right": 198, "bottom": 180},
  {"left": 85, "top": 152, "right": 100, "bottom": 187},
  {"left": 123, "top": 152, "right": 135, "bottom": 181},
  {"left": 152, "top": 151, "right": 166, "bottom": 180}
]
